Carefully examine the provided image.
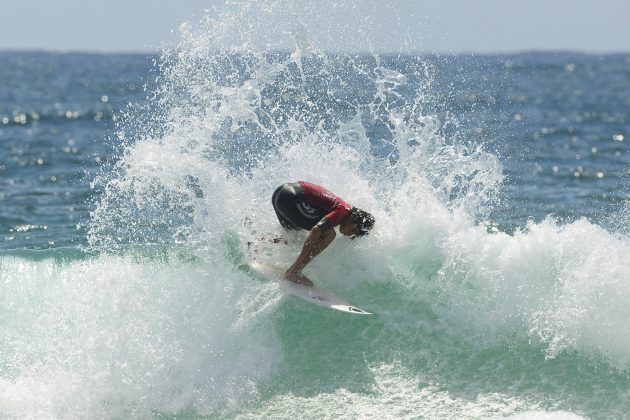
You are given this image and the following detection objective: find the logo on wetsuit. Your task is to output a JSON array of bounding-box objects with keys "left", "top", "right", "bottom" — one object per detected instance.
[{"left": 297, "top": 202, "right": 319, "bottom": 219}]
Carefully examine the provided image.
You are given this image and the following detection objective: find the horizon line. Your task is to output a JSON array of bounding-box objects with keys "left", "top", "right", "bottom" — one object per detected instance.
[{"left": 1, "top": 47, "right": 630, "bottom": 57}]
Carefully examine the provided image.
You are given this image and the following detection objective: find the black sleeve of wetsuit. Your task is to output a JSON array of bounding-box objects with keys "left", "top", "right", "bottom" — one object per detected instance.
[{"left": 316, "top": 216, "right": 332, "bottom": 231}]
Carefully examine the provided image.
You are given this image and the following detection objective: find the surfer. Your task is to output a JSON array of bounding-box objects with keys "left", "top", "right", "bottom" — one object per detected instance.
[{"left": 271, "top": 181, "right": 374, "bottom": 285}]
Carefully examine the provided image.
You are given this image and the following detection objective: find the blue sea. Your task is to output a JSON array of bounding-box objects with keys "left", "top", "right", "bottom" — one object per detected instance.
[{"left": 1, "top": 4, "right": 629, "bottom": 420}]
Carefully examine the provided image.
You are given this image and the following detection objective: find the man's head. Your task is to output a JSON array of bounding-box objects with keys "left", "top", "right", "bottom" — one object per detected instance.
[{"left": 340, "top": 208, "right": 375, "bottom": 237}]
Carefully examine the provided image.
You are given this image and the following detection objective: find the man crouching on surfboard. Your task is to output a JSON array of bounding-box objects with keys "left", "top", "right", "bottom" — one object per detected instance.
[{"left": 271, "top": 181, "right": 375, "bottom": 286}]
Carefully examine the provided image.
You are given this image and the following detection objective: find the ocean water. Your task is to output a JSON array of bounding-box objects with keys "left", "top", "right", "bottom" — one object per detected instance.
[{"left": 1, "top": 2, "right": 629, "bottom": 419}]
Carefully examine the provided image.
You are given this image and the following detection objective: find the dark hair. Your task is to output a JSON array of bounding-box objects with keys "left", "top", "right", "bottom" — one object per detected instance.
[{"left": 350, "top": 208, "right": 375, "bottom": 236}]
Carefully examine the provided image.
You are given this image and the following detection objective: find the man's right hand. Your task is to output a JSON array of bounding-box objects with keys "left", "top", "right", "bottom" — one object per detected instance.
[{"left": 284, "top": 269, "right": 314, "bottom": 286}]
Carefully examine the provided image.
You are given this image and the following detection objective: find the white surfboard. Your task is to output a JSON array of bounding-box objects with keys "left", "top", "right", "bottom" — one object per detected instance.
[{"left": 250, "top": 261, "right": 372, "bottom": 315}]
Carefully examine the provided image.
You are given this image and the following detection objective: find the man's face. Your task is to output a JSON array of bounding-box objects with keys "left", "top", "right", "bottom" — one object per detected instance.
[{"left": 339, "top": 217, "right": 356, "bottom": 237}]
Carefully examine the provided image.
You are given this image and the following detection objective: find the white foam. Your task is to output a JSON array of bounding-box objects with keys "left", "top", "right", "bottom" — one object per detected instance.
[
  {"left": 239, "top": 362, "right": 583, "bottom": 419},
  {"left": 0, "top": 252, "right": 282, "bottom": 418},
  {"left": 424, "top": 217, "right": 630, "bottom": 368}
]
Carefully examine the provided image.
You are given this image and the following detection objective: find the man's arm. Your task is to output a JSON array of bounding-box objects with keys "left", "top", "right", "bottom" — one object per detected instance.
[{"left": 285, "top": 225, "right": 336, "bottom": 284}]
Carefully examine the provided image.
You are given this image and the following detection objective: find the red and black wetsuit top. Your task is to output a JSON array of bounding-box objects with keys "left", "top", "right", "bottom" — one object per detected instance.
[{"left": 299, "top": 181, "right": 352, "bottom": 230}]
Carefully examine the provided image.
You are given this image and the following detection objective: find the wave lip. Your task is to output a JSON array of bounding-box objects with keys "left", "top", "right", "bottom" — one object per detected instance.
[{"left": 432, "top": 217, "right": 630, "bottom": 369}]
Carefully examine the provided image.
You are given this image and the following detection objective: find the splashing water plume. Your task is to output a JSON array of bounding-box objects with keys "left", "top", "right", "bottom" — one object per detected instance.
[{"left": 89, "top": 0, "right": 502, "bottom": 250}]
